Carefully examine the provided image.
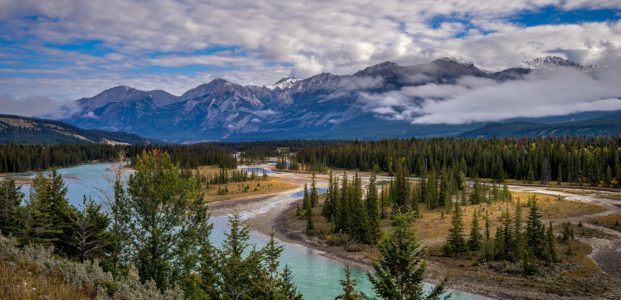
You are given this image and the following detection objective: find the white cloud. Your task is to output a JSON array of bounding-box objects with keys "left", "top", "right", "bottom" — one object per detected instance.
[
  {"left": 0, "top": 94, "right": 70, "bottom": 117},
  {"left": 360, "top": 67, "right": 621, "bottom": 124},
  {"left": 0, "top": 0, "right": 620, "bottom": 108}
]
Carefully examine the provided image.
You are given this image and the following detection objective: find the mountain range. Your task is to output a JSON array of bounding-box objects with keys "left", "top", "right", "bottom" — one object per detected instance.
[
  {"left": 52, "top": 56, "right": 619, "bottom": 142},
  {"left": 0, "top": 114, "right": 154, "bottom": 144}
]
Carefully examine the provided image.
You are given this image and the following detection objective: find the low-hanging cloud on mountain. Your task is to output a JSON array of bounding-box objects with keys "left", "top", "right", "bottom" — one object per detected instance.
[
  {"left": 359, "top": 66, "right": 621, "bottom": 124},
  {"left": 0, "top": 94, "right": 77, "bottom": 117}
]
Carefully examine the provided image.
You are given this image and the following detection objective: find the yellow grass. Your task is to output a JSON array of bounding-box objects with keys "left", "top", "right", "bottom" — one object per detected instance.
[
  {"left": 193, "top": 165, "right": 298, "bottom": 202},
  {"left": 587, "top": 214, "right": 621, "bottom": 232},
  {"left": 415, "top": 192, "right": 606, "bottom": 243},
  {"left": 203, "top": 178, "right": 297, "bottom": 202}
]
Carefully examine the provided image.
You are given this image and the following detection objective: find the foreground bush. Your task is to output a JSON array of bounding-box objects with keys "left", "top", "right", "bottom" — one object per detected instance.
[{"left": 0, "top": 235, "right": 183, "bottom": 299}]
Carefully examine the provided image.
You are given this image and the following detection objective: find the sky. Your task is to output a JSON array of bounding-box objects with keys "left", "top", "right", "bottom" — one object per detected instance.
[{"left": 0, "top": 0, "right": 620, "bottom": 119}]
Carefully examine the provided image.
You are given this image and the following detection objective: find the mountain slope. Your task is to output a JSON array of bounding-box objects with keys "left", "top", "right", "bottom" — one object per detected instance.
[
  {"left": 460, "top": 111, "right": 621, "bottom": 138},
  {"left": 56, "top": 56, "right": 613, "bottom": 142},
  {"left": 0, "top": 114, "right": 155, "bottom": 144}
]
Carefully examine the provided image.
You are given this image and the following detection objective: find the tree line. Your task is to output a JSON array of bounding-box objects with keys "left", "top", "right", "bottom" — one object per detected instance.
[
  {"left": 0, "top": 144, "right": 236, "bottom": 173},
  {"left": 295, "top": 137, "right": 621, "bottom": 187}
]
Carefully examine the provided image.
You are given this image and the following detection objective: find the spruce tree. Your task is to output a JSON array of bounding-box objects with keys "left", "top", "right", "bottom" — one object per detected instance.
[
  {"left": 468, "top": 210, "right": 482, "bottom": 252},
  {"left": 366, "top": 173, "right": 380, "bottom": 244},
  {"left": 368, "top": 214, "right": 447, "bottom": 300},
  {"left": 545, "top": 221, "right": 557, "bottom": 264},
  {"left": 484, "top": 211, "right": 493, "bottom": 261},
  {"left": 392, "top": 158, "right": 411, "bottom": 212},
  {"left": 514, "top": 202, "right": 525, "bottom": 260},
  {"left": 350, "top": 174, "right": 368, "bottom": 242},
  {"left": 322, "top": 171, "right": 336, "bottom": 220},
  {"left": 303, "top": 183, "right": 310, "bottom": 210},
  {"left": 0, "top": 177, "right": 23, "bottom": 237},
  {"left": 306, "top": 201, "right": 314, "bottom": 232},
  {"left": 500, "top": 208, "right": 514, "bottom": 260},
  {"left": 501, "top": 181, "right": 511, "bottom": 202},
  {"left": 335, "top": 173, "right": 350, "bottom": 233},
  {"left": 336, "top": 265, "right": 368, "bottom": 300},
  {"left": 216, "top": 213, "right": 264, "bottom": 299},
  {"left": 25, "top": 173, "right": 62, "bottom": 246},
  {"left": 446, "top": 202, "right": 466, "bottom": 256},
  {"left": 124, "top": 150, "right": 213, "bottom": 291},
  {"left": 379, "top": 186, "right": 388, "bottom": 219},
  {"left": 279, "top": 266, "right": 303, "bottom": 300},
  {"left": 65, "top": 196, "right": 110, "bottom": 262},
  {"left": 469, "top": 178, "right": 482, "bottom": 205},
  {"left": 526, "top": 195, "right": 544, "bottom": 259},
  {"left": 310, "top": 172, "right": 319, "bottom": 208}
]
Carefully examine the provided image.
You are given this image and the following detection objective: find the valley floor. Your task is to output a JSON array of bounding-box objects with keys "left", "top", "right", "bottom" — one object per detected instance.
[{"left": 228, "top": 167, "right": 621, "bottom": 299}]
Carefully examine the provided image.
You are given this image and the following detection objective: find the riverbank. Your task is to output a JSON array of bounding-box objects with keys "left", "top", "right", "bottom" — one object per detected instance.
[{"left": 206, "top": 168, "right": 621, "bottom": 299}]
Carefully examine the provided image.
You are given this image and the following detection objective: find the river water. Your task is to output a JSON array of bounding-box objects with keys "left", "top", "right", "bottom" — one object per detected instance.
[{"left": 14, "top": 163, "right": 487, "bottom": 299}]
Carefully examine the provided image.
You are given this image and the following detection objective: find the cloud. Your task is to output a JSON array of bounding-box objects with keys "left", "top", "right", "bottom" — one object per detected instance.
[
  {"left": 0, "top": 94, "right": 70, "bottom": 117},
  {"left": 360, "top": 66, "right": 621, "bottom": 124},
  {"left": 0, "top": 0, "right": 621, "bottom": 102}
]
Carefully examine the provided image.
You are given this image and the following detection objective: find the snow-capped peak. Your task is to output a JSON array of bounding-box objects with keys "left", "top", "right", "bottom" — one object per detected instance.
[
  {"left": 265, "top": 77, "right": 300, "bottom": 90},
  {"left": 522, "top": 56, "right": 583, "bottom": 69},
  {"left": 522, "top": 56, "right": 607, "bottom": 71}
]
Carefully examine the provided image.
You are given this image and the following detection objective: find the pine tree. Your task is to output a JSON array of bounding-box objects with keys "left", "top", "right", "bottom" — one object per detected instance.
[
  {"left": 500, "top": 208, "right": 514, "bottom": 260},
  {"left": 108, "top": 157, "right": 131, "bottom": 276},
  {"left": 484, "top": 211, "right": 493, "bottom": 261},
  {"left": 65, "top": 196, "right": 110, "bottom": 262},
  {"left": 446, "top": 202, "right": 467, "bottom": 256},
  {"left": 379, "top": 186, "right": 388, "bottom": 219},
  {"left": 335, "top": 174, "right": 350, "bottom": 233},
  {"left": 306, "top": 201, "right": 314, "bottom": 232},
  {"left": 336, "top": 265, "right": 368, "bottom": 300},
  {"left": 366, "top": 173, "right": 380, "bottom": 244},
  {"left": 0, "top": 177, "right": 23, "bottom": 237},
  {"left": 438, "top": 167, "right": 452, "bottom": 212},
  {"left": 411, "top": 183, "right": 421, "bottom": 218},
  {"left": 470, "top": 178, "right": 482, "bottom": 205},
  {"left": 368, "top": 214, "right": 447, "bottom": 300},
  {"left": 514, "top": 202, "right": 525, "bottom": 260},
  {"left": 392, "top": 158, "right": 411, "bottom": 212},
  {"left": 303, "top": 183, "right": 310, "bottom": 210},
  {"left": 46, "top": 169, "right": 75, "bottom": 255},
  {"left": 605, "top": 166, "right": 612, "bottom": 187},
  {"left": 545, "top": 221, "right": 557, "bottom": 265},
  {"left": 217, "top": 213, "right": 264, "bottom": 299},
  {"left": 350, "top": 174, "right": 368, "bottom": 242},
  {"left": 526, "top": 195, "right": 544, "bottom": 259},
  {"left": 424, "top": 170, "right": 438, "bottom": 209},
  {"left": 322, "top": 171, "right": 336, "bottom": 220},
  {"left": 501, "top": 181, "right": 512, "bottom": 202},
  {"left": 279, "top": 266, "right": 303, "bottom": 300},
  {"left": 541, "top": 158, "right": 552, "bottom": 184},
  {"left": 25, "top": 173, "right": 63, "bottom": 246},
  {"left": 468, "top": 210, "right": 482, "bottom": 252},
  {"left": 124, "top": 150, "right": 213, "bottom": 291},
  {"left": 310, "top": 172, "right": 319, "bottom": 208}
]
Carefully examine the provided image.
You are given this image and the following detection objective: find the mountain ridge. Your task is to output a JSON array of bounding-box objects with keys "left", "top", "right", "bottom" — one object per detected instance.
[{"left": 55, "top": 56, "right": 613, "bottom": 142}]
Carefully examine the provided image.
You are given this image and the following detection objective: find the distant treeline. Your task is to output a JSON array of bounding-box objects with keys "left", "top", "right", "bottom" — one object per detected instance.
[
  {"left": 211, "top": 140, "right": 334, "bottom": 162},
  {"left": 295, "top": 137, "right": 621, "bottom": 187},
  {"left": 0, "top": 144, "right": 236, "bottom": 173}
]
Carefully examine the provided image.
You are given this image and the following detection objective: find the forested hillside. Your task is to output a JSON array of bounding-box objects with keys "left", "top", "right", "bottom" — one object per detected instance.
[
  {"left": 295, "top": 138, "right": 621, "bottom": 187},
  {"left": 0, "top": 114, "right": 154, "bottom": 144}
]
